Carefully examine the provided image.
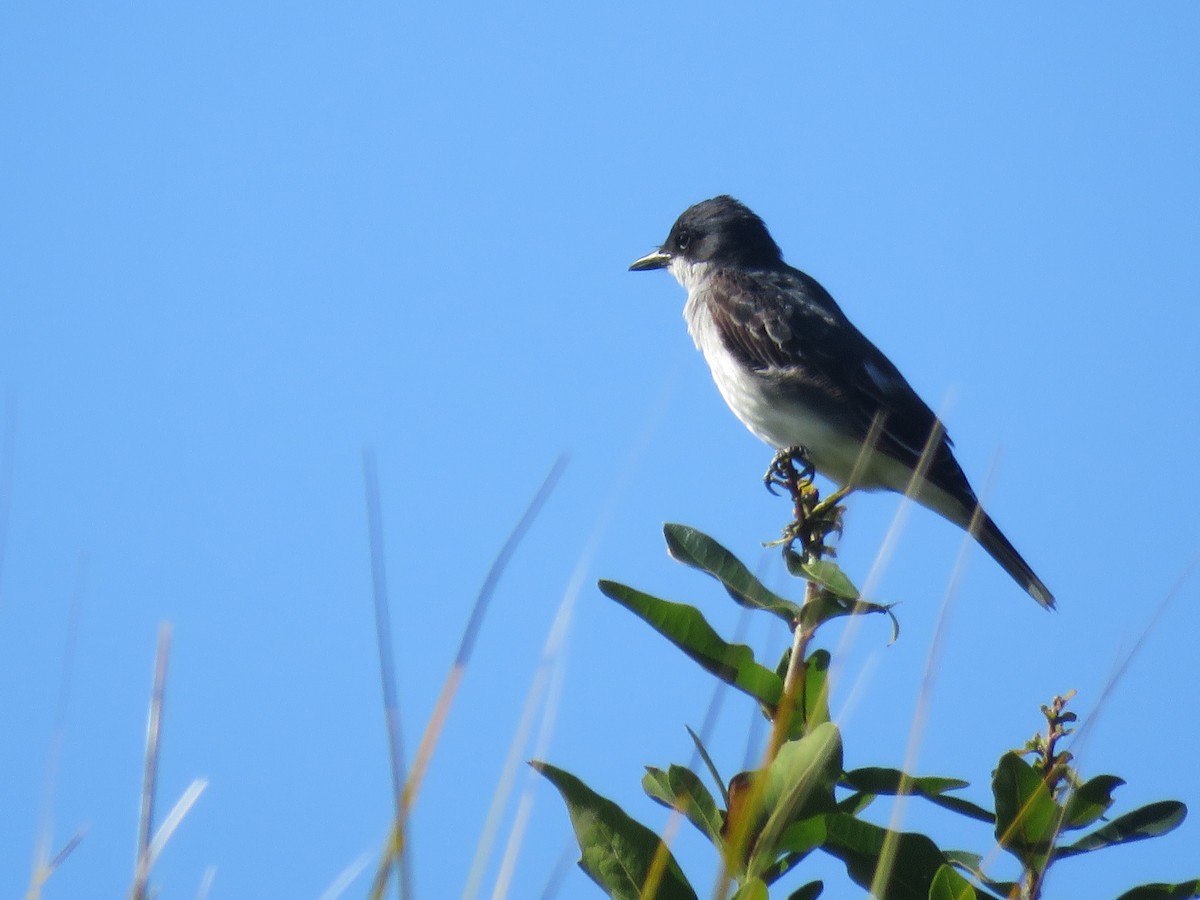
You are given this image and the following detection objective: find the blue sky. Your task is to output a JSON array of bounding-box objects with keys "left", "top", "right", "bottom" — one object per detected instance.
[{"left": 3, "top": 3, "right": 1199, "bottom": 898}]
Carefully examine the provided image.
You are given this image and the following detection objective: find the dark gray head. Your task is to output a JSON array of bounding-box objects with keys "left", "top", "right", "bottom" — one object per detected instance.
[{"left": 629, "top": 195, "right": 783, "bottom": 273}]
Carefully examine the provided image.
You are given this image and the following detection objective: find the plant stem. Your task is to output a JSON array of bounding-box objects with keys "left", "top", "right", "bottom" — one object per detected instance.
[{"left": 767, "top": 580, "right": 819, "bottom": 760}]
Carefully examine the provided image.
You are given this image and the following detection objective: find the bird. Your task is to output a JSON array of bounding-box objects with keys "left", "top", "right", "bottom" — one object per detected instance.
[{"left": 629, "top": 195, "right": 1053, "bottom": 608}]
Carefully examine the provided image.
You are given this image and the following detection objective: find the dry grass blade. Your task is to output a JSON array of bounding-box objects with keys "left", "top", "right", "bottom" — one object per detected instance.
[
  {"left": 1073, "top": 551, "right": 1199, "bottom": 751},
  {"left": 129, "top": 628, "right": 205, "bottom": 900},
  {"left": 362, "top": 447, "right": 412, "bottom": 900},
  {"left": 959, "top": 553, "right": 1200, "bottom": 886},
  {"left": 367, "top": 454, "right": 569, "bottom": 900},
  {"left": 453, "top": 454, "right": 570, "bottom": 667},
  {"left": 866, "top": 417, "right": 956, "bottom": 898},
  {"left": 46, "top": 829, "right": 86, "bottom": 874},
  {"left": 317, "top": 853, "right": 372, "bottom": 900},
  {"left": 487, "top": 657, "right": 566, "bottom": 900},
  {"left": 25, "top": 829, "right": 87, "bottom": 899},
  {"left": 821, "top": 410, "right": 903, "bottom": 725},
  {"left": 195, "top": 865, "right": 217, "bottom": 900},
  {"left": 462, "top": 551, "right": 578, "bottom": 900},
  {"left": 535, "top": 843, "right": 575, "bottom": 900},
  {"left": 994, "top": 551, "right": 1200, "bottom": 885},
  {"left": 131, "top": 623, "right": 172, "bottom": 900},
  {"left": 27, "top": 556, "right": 88, "bottom": 899},
  {"left": 479, "top": 416, "right": 661, "bottom": 900},
  {"left": 147, "top": 779, "right": 207, "bottom": 864},
  {"left": 869, "top": 486, "right": 989, "bottom": 895},
  {"left": 829, "top": 400, "right": 959, "bottom": 730}
]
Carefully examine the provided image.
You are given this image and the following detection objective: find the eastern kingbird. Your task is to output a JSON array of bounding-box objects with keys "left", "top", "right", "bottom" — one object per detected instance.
[{"left": 630, "top": 195, "right": 1053, "bottom": 608}]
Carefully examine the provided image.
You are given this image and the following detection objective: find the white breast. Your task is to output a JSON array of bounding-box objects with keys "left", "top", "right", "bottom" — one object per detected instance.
[
  {"left": 676, "top": 269, "right": 900, "bottom": 490},
  {"left": 682, "top": 285, "right": 848, "bottom": 465},
  {"left": 668, "top": 260, "right": 969, "bottom": 522}
]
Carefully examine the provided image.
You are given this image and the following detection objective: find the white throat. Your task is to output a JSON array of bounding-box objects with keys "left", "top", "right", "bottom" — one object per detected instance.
[{"left": 667, "top": 257, "right": 714, "bottom": 294}]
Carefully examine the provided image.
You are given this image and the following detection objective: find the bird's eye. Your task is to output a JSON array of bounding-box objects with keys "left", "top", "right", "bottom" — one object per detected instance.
[{"left": 675, "top": 229, "right": 691, "bottom": 251}]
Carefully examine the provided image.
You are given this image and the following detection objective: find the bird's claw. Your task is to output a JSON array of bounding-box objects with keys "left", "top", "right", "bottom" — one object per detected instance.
[
  {"left": 762, "top": 447, "right": 853, "bottom": 560},
  {"left": 762, "top": 446, "right": 814, "bottom": 496}
]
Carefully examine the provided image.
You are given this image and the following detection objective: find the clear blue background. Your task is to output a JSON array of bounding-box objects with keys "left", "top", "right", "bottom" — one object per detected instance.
[{"left": 3, "top": 4, "right": 1199, "bottom": 898}]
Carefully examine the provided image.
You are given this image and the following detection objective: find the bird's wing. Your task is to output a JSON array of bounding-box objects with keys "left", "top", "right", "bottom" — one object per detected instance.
[{"left": 703, "top": 267, "right": 976, "bottom": 503}]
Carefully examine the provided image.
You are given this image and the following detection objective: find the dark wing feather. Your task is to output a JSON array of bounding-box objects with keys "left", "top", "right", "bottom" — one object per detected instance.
[{"left": 703, "top": 266, "right": 977, "bottom": 508}]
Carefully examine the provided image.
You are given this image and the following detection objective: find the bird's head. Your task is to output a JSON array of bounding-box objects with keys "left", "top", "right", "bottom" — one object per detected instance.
[{"left": 629, "top": 195, "right": 783, "bottom": 281}]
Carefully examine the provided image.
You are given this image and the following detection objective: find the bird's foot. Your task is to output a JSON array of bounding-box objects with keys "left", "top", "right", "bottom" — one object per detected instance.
[
  {"left": 763, "top": 446, "right": 815, "bottom": 497},
  {"left": 763, "top": 448, "right": 853, "bottom": 560}
]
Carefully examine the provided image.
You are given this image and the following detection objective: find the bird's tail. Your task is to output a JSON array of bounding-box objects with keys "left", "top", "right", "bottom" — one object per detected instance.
[{"left": 971, "top": 510, "right": 1055, "bottom": 609}]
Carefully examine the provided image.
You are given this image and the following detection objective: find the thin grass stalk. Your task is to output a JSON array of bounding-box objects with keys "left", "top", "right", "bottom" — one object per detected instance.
[
  {"left": 26, "top": 556, "right": 88, "bottom": 898},
  {"left": 464, "top": 550, "right": 581, "bottom": 900},
  {"left": 367, "top": 455, "right": 568, "bottom": 900},
  {"left": 131, "top": 623, "right": 172, "bottom": 900},
  {"left": 867, "top": 419, "right": 952, "bottom": 898},
  {"left": 363, "top": 448, "right": 412, "bottom": 900}
]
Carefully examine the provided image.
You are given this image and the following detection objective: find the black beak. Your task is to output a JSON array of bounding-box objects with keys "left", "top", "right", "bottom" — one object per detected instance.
[{"left": 628, "top": 249, "right": 671, "bottom": 271}]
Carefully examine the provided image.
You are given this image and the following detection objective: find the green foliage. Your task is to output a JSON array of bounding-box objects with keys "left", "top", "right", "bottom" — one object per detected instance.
[
  {"left": 536, "top": 464, "right": 1196, "bottom": 898},
  {"left": 746, "top": 723, "right": 842, "bottom": 878},
  {"left": 929, "top": 865, "right": 979, "bottom": 900},
  {"left": 532, "top": 761, "right": 698, "bottom": 900},
  {"left": 1062, "top": 775, "right": 1124, "bottom": 830},
  {"left": 664, "top": 523, "right": 801, "bottom": 624},
  {"left": 596, "top": 580, "right": 790, "bottom": 710},
  {"left": 840, "top": 768, "right": 993, "bottom": 824},
  {"left": 819, "top": 813, "right": 966, "bottom": 900},
  {"left": 993, "top": 752, "right": 1058, "bottom": 864},
  {"left": 643, "top": 764, "right": 724, "bottom": 845},
  {"left": 1053, "top": 800, "right": 1187, "bottom": 860}
]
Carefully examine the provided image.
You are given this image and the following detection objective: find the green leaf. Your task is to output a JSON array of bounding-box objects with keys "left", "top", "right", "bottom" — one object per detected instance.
[
  {"left": 837, "top": 791, "right": 875, "bottom": 816},
  {"left": 749, "top": 723, "right": 843, "bottom": 875},
  {"left": 777, "top": 816, "right": 827, "bottom": 855},
  {"left": 803, "top": 649, "right": 832, "bottom": 729},
  {"left": 1062, "top": 774, "right": 1125, "bottom": 830},
  {"left": 533, "top": 761, "right": 698, "bottom": 900},
  {"left": 941, "top": 851, "right": 1014, "bottom": 899},
  {"left": 731, "top": 728, "right": 843, "bottom": 880},
  {"left": 992, "top": 752, "right": 1058, "bottom": 861},
  {"left": 844, "top": 768, "right": 969, "bottom": 795},
  {"left": 1114, "top": 879, "right": 1200, "bottom": 899},
  {"left": 686, "top": 725, "right": 728, "bottom": 805},
  {"left": 756, "top": 816, "right": 826, "bottom": 886},
  {"left": 732, "top": 878, "right": 768, "bottom": 900},
  {"left": 786, "top": 881, "right": 825, "bottom": 900},
  {"left": 782, "top": 550, "right": 900, "bottom": 639},
  {"left": 664, "top": 524, "right": 802, "bottom": 623},
  {"left": 794, "top": 558, "right": 860, "bottom": 599},
  {"left": 1054, "top": 800, "right": 1187, "bottom": 860},
  {"left": 929, "top": 864, "right": 978, "bottom": 900},
  {"left": 841, "top": 767, "right": 994, "bottom": 824},
  {"left": 820, "top": 812, "right": 951, "bottom": 900},
  {"left": 642, "top": 764, "right": 724, "bottom": 845},
  {"left": 775, "top": 648, "right": 832, "bottom": 735},
  {"left": 598, "top": 580, "right": 786, "bottom": 708},
  {"left": 941, "top": 850, "right": 981, "bottom": 870}
]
